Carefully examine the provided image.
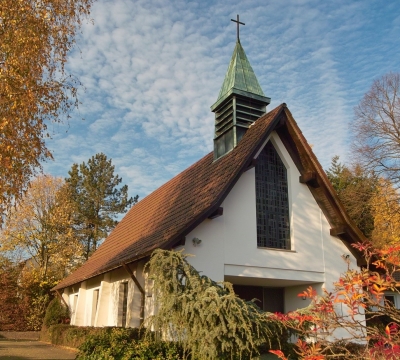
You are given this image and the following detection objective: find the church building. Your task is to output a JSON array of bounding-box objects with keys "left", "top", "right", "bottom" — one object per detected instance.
[{"left": 53, "top": 20, "right": 366, "bottom": 336}]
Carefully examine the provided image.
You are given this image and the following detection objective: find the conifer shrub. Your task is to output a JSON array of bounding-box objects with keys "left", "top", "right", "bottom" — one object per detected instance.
[
  {"left": 43, "top": 297, "right": 70, "bottom": 327},
  {"left": 257, "top": 324, "right": 298, "bottom": 360},
  {"left": 145, "top": 249, "right": 287, "bottom": 360}
]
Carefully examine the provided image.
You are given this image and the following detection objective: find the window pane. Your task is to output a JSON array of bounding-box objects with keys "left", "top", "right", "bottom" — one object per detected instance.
[
  {"left": 256, "top": 142, "right": 290, "bottom": 249},
  {"left": 385, "top": 295, "right": 395, "bottom": 307}
]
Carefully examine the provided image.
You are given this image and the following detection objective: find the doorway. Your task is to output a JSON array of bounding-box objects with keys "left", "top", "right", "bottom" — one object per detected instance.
[{"left": 232, "top": 285, "right": 284, "bottom": 313}]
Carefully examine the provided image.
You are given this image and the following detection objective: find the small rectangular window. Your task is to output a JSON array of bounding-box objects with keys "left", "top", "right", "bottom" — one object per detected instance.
[
  {"left": 73, "top": 294, "right": 78, "bottom": 312},
  {"left": 385, "top": 295, "right": 396, "bottom": 307},
  {"left": 118, "top": 282, "right": 129, "bottom": 327}
]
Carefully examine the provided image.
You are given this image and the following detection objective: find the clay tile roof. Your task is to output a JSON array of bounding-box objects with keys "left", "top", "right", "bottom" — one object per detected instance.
[{"left": 53, "top": 104, "right": 285, "bottom": 291}]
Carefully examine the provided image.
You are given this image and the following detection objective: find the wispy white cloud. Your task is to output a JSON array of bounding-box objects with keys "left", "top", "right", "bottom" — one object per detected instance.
[{"left": 44, "top": 0, "right": 400, "bottom": 199}]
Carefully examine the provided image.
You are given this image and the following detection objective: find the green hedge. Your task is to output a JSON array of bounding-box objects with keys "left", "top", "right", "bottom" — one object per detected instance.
[
  {"left": 41, "top": 325, "right": 182, "bottom": 359},
  {"left": 41, "top": 324, "right": 295, "bottom": 359},
  {"left": 41, "top": 324, "right": 126, "bottom": 349},
  {"left": 77, "top": 327, "right": 183, "bottom": 360}
]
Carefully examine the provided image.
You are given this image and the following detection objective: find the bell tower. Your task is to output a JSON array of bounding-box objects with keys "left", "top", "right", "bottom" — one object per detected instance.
[{"left": 211, "top": 15, "right": 270, "bottom": 160}]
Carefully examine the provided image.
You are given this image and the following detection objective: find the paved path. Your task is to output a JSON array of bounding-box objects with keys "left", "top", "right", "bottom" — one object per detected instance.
[{"left": 0, "top": 339, "right": 77, "bottom": 360}]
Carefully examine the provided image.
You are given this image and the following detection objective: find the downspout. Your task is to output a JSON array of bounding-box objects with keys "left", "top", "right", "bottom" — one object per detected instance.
[{"left": 122, "top": 263, "right": 145, "bottom": 326}]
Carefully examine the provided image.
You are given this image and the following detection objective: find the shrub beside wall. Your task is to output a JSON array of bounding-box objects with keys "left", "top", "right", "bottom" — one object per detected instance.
[
  {"left": 41, "top": 325, "right": 183, "bottom": 359},
  {"left": 43, "top": 298, "right": 70, "bottom": 327},
  {"left": 76, "top": 327, "right": 183, "bottom": 360},
  {"left": 41, "top": 325, "right": 297, "bottom": 359},
  {"left": 40, "top": 325, "right": 111, "bottom": 349}
]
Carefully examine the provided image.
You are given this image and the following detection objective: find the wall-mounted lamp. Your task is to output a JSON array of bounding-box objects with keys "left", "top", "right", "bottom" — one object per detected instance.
[{"left": 192, "top": 237, "right": 202, "bottom": 247}]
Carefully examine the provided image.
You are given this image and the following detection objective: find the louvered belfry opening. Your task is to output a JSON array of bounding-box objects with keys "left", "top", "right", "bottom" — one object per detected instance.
[
  {"left": 211, "top": 39, "right": 270, "bottom": 160},
  {"left": 214, "top": 94, "right": 267, "bottom": 158}
]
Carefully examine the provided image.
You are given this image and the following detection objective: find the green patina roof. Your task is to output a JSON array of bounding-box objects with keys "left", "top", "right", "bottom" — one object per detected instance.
[{"left": 217, "top": 40, "right": 265, "bottom": 101}]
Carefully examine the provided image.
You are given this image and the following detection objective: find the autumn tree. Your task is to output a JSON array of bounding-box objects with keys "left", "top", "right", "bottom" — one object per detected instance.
[
  {"left": 270, "top": 243, "right": 400, "bottom": 360},
  {"left": 326, "top": 156, "right": 377, "bottom": 238},
  {"left": 66, "top": 153, "right": 138, "bottom": 260},
  {"left": 0, "top": 0, "right": 93, "bottom": 218},
  {"left": 0, "top": 256, "right": 28, "bottom": 330},
  {"left": 370, "top": 178, "right": 400, "bottom": 249},
  {"left": 352, "top": 73, "right": 400, "bottom": 186},
  {"left": 0, "top": 175, "right": 82, "bottom": 329},
  {"left": 0, "top": 175, "right": 82, "bottom": 282}
]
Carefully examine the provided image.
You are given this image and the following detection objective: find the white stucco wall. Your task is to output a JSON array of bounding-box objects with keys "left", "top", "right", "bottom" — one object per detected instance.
[
  {"left": 73, "top": 281, "right": 87, "bottom": 326},
  {"left": 96, "top": 273, "right": 111, "bottom": 326},
  {"left": 66, "top": 260, "right": 148, "bottom": 327},
  {"left": 184, "top": 132, "right": 359, "bottom": 314}
]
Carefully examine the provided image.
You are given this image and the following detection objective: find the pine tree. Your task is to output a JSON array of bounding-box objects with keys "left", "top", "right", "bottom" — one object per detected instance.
[
  {"left": 326, "top": 156, "right": 377, "bottom": 238},
  {"left": 66, "top": 153, "right": 138, "bottom": 259}
]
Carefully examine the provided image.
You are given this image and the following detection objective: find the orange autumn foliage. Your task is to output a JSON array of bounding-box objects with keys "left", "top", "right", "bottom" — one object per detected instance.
[
  {"left": 370, "top": 178, "right": 400, "bottom": 249},
  {"left": 0, "top": 0, "right": 93, "bottom": 219},
  {"left": 271, "top": 243, "right": 400, "bottom": 359},
  {"left": 0, "top": 175, "right": 83, "bottom": 281}
]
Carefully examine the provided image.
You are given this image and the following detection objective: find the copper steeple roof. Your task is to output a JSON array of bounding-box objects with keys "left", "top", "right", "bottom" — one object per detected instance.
[{"left": 211, "top": 40, "right": 270, "bottom": 112}]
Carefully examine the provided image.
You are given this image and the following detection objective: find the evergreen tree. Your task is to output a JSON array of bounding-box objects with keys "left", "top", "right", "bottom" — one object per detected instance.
[
  {"left": 326, "top": 156, "right": 377, "bottom": 238},
  {"left": 66, "top": 153, "right": 138, "bottom": 260}
]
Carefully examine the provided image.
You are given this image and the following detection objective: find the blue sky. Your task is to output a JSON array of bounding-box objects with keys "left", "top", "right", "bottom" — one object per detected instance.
[{"left": 44, "top": 0, "right": 400, "bottom": 200}]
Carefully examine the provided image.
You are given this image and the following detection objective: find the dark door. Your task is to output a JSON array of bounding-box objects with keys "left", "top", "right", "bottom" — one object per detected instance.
[
  {"left": 232, "top": 285, "right": 285, "bottom": 312},
  {"left": 232, "top": 285, "right": 263, "bottom": 309},
  {"left": 263, "top": 287, "right": 284, "bottom": 313}
]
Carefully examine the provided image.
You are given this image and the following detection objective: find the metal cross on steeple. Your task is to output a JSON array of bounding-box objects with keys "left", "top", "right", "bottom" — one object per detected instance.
[{"left": 231, "top": 14, "right": 245, "bottom": 41}]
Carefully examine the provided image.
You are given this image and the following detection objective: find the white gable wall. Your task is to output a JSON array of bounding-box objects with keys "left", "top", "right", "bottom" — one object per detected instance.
[{"left": 185, "top": 132, "right": 358, "bottom": 312}]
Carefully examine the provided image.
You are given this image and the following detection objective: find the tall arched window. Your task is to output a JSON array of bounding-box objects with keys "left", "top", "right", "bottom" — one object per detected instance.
[{"left": 255, "top": 141, "right": 290, "bottom": 249}]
